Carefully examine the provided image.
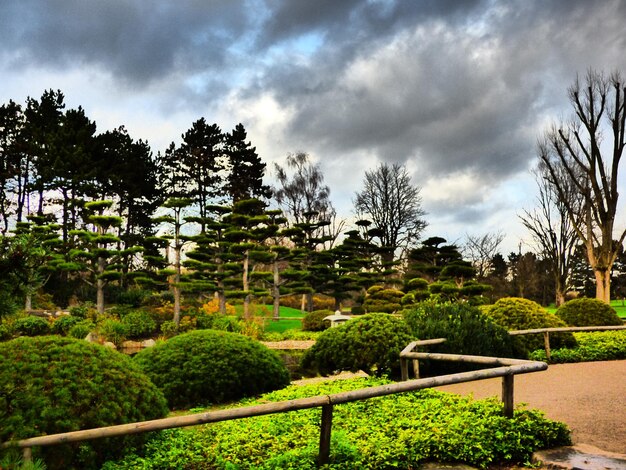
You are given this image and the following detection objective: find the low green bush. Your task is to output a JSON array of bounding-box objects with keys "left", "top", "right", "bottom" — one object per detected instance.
[
  {"left": 98, "top": 318, "right": 129, "bottom": 346},
  {"left": 102, "top": 377, "right": 570, "bottom": 470},
  {"left": 120, "top": 310, "right": 157, "bottom": 339},
  {"left": 529, "top": 331, "right": 626, "bottom": 363},
  {"left": 484, "top": 297, "right": 576, "bottom": 353},
  {"left": 134, "top": 330, "right": 290, "bottom": 409},
  {"left": 12, "top": 316, "right": 50, "bottom": 336},
  {"left": 403, "top": 302, "right": 520, "bottom": 374},
  {"left": 68, "top": 320, "right": 95, "bottom": 339},
  {"left": 50, "top": 315, "right": 83, "bottom": 335},
  {"left": 0, "top": 336, "right": 168, "bottom": 470},
  {"left": 0, "top": 322, "right": 13, "bottom": 341},
  {"left": 556, "top": 298, "right": 622, "bottom": 327},
  {"left": 302, "top": 309, "right": 332, "bottom": 331},
  {"left": 302, "top": 313, "right": 414, "bottom": 378}
]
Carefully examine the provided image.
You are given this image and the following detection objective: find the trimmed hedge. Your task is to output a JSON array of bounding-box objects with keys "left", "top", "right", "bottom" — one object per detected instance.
[
  {"left": 556, "top": 298, "right": 622, "bottom": 327},
  {"left": 134, "top": 330, "right": 290, "bottom": 409},
  {"left": 0, "top": 336, "right": 168, "bottom": 470},
  {"left": 484, "top": 297, "right": 576, "bottom": 353},
  {"left": 301, "top": 313, "right": 414, "bottom": 378}
]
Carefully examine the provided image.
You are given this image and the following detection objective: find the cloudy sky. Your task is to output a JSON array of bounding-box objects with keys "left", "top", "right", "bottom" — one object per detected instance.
[{"left": 1, "top": 0, "right": 625, "bottom": 254}]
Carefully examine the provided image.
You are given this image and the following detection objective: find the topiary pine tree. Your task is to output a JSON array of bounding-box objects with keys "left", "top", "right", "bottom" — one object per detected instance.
[{"left": 68, "top": 200, "right": 142, "bottom": 313}]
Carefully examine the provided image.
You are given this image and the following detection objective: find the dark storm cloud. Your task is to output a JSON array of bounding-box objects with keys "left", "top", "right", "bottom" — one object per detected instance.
[
  {"left": 0, "top": 0, "right": 249, "bottom": 85},
  {"left": 252, "top": 0, "right": 626, "bottom": 182}
]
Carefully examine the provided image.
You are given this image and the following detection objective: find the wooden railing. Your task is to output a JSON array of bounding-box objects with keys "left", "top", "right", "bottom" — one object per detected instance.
[
  {"left": 1, "top": 349, "right": 548, "bottom": 466},
  {"left": 509, "top": 325, "right": 626, "bottom": 361}
]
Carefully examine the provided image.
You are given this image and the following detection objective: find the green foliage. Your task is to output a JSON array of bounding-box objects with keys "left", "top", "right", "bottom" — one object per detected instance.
[
  {"left": 97, "top": 318, "right": 129, "bottom": 346},
  {"left": 302, "top": 309, "right": 332, "bottom": 331},
  {"left": 363, "top": 286, "right": 404, "bottom": 313},
  {"left": 484, "top": 297, "right": 577, "bottom": 353},
  {"left": 0, "top": 336, "right": 168, "bottom": 470},
  {"left": 403, "top": 302, "right": 520, "bottom": 374},
  {"left": 302, "top": 313, "right": 414, "bottom": 377},
  {"left": 0, "top": 291, "right": 18, "bottom": 319},
  {"left": 529, "top": 331, "right": 626, "bottom": 363},
  {"left": 120, "top": 310, "right": 157, "bottom": 339},
  {"left": 12, "top": 315, "right": 50, "bottom": 336},
  {"left": 134, "top": 330, "right": 290, "bottom": 409},
  {"left": 68, "top": 320, "right": 94, "bottom": 339},
  {"left": 556, "top": 298, "right": 622, "bottom": 326},
  {"left": 350, "top": 305, "right": 365, "bottom": 315},
  {"left": 103, "top": 378, "right": 570, "bottom": 469},
  {"left": 50, "top": 315, "right": 83, "bottom": 335}
]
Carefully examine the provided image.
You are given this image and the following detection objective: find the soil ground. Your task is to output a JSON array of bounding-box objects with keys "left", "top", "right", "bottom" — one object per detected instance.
[{"left": 435, "top": 360, "right": 626, "bottom": 454}]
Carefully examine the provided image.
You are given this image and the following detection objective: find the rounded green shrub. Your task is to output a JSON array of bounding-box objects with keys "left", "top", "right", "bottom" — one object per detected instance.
[
  {"left": 484, "top": 297, "right": 576, "bottom": 352},
  {"left": 134, "top": 330, "right": 290, "bottom": 409},
  {"left": 301, "top": 313, "right": 414, "bottom": 378},
  {"left": 556, "top": 298, "right": 622, "bottom": 327},
  {"left": 50, "top": 315, "right": 83, "bottom": 335},
  {"left": 12, "top": 315, "right": 50, "bottom": 336},
  {"left": 302, "top": 309, "right": 333, "bottom": 331},
  {"left": 403, "top": 302, "right": 520, "bottom": 374},
  {"left": 0, "top": 336, "right": 168, "bottom": 470},
  {"left": 120, "top": 310, "right": 157, "bottom": 339}
]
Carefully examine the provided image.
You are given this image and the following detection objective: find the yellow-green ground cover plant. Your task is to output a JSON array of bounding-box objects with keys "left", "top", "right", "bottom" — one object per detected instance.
[
  {"left": 529, "top": 330, "right": 626, "bottom": 363},
  {"left": 102, "top": 377, "right": 571, "bottom": 469}
]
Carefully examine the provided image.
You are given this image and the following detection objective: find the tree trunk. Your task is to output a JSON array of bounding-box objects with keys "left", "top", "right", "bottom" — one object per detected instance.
[
  {"left": 243, "top": 251, "right": 250, "bottom": 319},
  {"left": 96, "top": 255, "right": 106, "bottom": 314},
  {"left": 173, "top": 244, "right": 181, "bottom": 326},
  {"left": 594, "top": 268, "right": 611, "bottom": 304},
  {"left": 273, "top": 262, "right": 280, "bottom": 320},
  {"left": 25, "top": 294, "right": 32, "bottom": 312}
]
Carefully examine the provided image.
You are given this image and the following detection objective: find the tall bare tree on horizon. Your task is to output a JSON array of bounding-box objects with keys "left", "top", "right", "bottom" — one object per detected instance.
[{"left": 539, "top": 69, "right": 626, "bottom": 303}]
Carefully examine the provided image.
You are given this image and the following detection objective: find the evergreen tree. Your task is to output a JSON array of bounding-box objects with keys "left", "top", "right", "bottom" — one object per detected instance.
[{"left": 224, "top": 123, "right": 271, "bottom": 203}]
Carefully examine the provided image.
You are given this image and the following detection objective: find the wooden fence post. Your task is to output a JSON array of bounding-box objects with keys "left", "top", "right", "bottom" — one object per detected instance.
[
  {"left": 318, "top": 404, "right": 334, "bottom": 466},
  {"left": 502, "top": 374, "right": 514, "bottom": 418},
  {"left": 400, "top": 358, "right": 409, "bottom": 381},
  {"left": 412, "top": 359, "right": 420, "bottom": 379},
  {"left": 543, "top": 332, "right": 551, "bottom": 361}
]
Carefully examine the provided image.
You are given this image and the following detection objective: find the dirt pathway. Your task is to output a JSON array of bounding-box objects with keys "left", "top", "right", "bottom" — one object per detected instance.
[{"left": 435, "top": 360, "right": 626, "bottom": 454}]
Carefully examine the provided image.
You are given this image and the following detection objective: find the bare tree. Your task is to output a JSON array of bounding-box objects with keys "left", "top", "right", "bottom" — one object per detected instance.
[
  {"left": 273, "top": 152, "right": 340, "bottom": 247},
  {"left": 539, "top": 70, "right": 626, "bottom": 303},
  {"left": 354, "top": 162, "right": 427, "bottom": 264},
  {"left": 463, "top": 232, "right": 505, "bottom": 279},
  {"left": 520, "top": 165, "right": 580, "bottom": 306}
]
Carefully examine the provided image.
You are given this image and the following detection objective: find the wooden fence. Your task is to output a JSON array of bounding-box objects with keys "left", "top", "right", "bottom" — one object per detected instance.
[{"left": 1, "top": 350, "right": 548, "bottom": 466}]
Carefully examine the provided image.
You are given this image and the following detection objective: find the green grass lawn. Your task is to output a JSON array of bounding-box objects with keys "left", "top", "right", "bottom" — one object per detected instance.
[
  {"left": 545, "top": 299, "right": 626, "bottom": 318},
  {"left": 231, "top": 304, "right": 305, "bottom": 333}
]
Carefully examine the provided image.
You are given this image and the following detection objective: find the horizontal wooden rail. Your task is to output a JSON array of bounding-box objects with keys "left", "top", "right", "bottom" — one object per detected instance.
[{"left": 2, "top": 354, "right": 547, "bottom": 466}]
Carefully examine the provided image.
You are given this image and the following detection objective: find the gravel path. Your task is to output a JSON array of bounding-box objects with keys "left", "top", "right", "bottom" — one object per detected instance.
[{"left": 435, "top": 360, "right": 626, "bottom": 454}]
